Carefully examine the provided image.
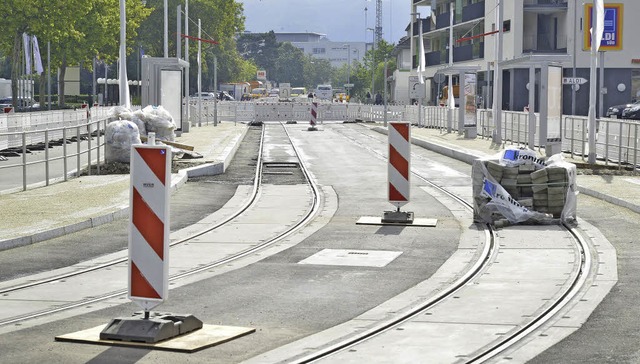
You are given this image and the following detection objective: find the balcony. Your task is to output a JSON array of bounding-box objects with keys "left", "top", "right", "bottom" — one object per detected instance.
[
  {"left": 412, "top": 18, "right": 431, "bottom": 35},
  {"left": 436, "top": 11, "right": 452, "bottom": 30},
  {"left": 426, "top": 51, "right": 442, "bottom": 67},
  {"left": 462, "top": 1, "right": 485, "bottom": 22},
  {"left": 524, "top": 0, "right": 568, "bottom": 14}
]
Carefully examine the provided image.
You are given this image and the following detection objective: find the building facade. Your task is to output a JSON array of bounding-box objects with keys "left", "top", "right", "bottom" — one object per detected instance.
[
  {"left": 275, "top": 32, "right": 369, "bottom": 68},
  {"left": 399, "top": 0, "right": 640, "bottom": 115}
]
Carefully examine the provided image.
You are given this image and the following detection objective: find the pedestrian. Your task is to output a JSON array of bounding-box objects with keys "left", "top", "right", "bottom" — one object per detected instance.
[{"left": 375, "top": 92, "right": 382, "bottom": 105}]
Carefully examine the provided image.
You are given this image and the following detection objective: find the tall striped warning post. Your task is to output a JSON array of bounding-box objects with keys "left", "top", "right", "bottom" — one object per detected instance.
[
  {"left": 356, "top": 122, "right": 437, "bottom": 227},
  {"left": 99, "top": 143, "right": 203, "bottom": 344},
  {"left": 308, "top": 102, "right": 318, "bottom": 131},
  {"left": 384, "top": 122, "right": 414, "bottom": 223}
]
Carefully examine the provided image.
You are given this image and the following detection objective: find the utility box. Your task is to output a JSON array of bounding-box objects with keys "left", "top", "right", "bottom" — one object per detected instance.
[{"left": 141, "top": 57, "right": 189, "bottom": 132}]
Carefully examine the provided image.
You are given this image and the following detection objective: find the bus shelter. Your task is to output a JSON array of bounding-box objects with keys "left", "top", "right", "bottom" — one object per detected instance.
[
  {"left": 437, "top": 65, "right": 481, "bottom": 139},
  {"left": 499, "top": 54, "right": 570, "bottom": 155},
  {"left": 141, "top": 57, "right": 190, "bottom": 133}
]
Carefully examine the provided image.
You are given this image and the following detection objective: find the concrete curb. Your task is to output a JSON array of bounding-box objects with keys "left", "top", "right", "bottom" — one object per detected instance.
[
  {"left": 0, "top": 126, "right": 249, "bottom": 252},
  {"left": 578, "top": 185, "right": 640, "bottom": 214}
]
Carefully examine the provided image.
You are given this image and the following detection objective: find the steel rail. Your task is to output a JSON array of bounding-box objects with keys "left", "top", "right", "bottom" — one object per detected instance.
[{"left": 0, "top": 123, "right": 322, "bottom": 327}]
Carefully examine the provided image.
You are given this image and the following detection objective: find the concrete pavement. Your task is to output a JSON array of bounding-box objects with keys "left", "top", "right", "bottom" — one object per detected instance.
[
  {"left": 0, "top": 121, "right": 247, "bottom": 250},
  {"left": 1, "top": 119, "right": 639, "bottom": 251}
]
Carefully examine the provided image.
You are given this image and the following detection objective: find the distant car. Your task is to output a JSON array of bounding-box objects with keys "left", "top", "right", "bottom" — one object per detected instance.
[
  {"left": 191, "top": 92, "right": 216, "bottom": 101},
  {"left": 606, "top": 101, "right": 640, "bottom": 118},
  {"left": 240, "top": 93, "right": 251, "bottom": 101},
  {"left": 268, "top": 88, "right": 280, "bottom": 97},
  {"left": 217, "top": 91, "right": 234, "bottom": 101},
  {"left": 291, "top": 87, "right": 307, "bottom": 97},
  {"left": 622, "top": 103, "right": 640, "bottom": 120},
  {"left": 250, "top": 88, "right": 267, "bottom": 99}
]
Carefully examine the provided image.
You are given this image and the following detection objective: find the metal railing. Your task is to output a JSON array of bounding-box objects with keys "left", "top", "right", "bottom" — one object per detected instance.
[
  {"left": 0, "top": 109, "right": 109, "bottom": 192},
  {"left": 2, "top": 102, "right": 638, "bottom": 193}
]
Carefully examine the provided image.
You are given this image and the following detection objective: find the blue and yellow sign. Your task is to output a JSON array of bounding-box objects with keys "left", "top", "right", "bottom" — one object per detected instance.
[{"left": 584, "top": 3, "right": 624, "bottom": 51}]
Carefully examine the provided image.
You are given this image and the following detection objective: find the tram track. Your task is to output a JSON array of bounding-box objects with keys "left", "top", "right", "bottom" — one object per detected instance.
[
  {"left": 0, "top": 122, "right": 321, "bottom": 329},
  {"left": 274, "top": 124, "right": 592, "bottom": 364}
]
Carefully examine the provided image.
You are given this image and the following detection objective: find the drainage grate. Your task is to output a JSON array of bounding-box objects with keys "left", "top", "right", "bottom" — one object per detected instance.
[{"left": 264, "top": 162, "right": 299, "bottom": 168}]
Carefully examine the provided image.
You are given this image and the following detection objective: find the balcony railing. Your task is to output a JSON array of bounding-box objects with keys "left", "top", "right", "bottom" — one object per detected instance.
[
  {"left": 523, "top": 0, "right": 568, "bottom": 10},
  {"left": 462, "top": 1, "right": 485, "bottom": 22}
]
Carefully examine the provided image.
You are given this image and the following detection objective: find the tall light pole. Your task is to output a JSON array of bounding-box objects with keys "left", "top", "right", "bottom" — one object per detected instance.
[
  {"left": 119, "top": 0, "right": 130, "bottom": 108},
  {"left": 367, "top": 28, "right": 375, "bottom": 95},
  {"left": 344, "top": 44, "right": 351, "bottom": 96}
]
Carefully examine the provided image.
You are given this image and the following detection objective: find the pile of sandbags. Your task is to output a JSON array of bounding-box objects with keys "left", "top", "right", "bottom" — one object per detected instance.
[
  {"left": 472, "top": 147, "right": 577, "bottom": 225},
  {"left": 105, "top": 105, "right": 177, "bottom": 163}
]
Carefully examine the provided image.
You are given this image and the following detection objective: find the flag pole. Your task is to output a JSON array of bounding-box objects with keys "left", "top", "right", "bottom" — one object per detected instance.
[{"left": 588, "top": 0, "right": 604, "bottom": 164}]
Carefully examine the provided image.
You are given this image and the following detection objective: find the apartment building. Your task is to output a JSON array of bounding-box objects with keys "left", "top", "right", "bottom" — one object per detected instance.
[{"left": 396, "top": 0, "right": 640, "bottom": 115}]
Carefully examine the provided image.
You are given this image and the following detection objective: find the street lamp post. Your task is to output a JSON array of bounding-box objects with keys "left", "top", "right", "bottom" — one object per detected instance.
[
  {"left": 344, "top": 44, "right": 351, "bottom": 97},
  {"left": 367, "top": 28, "right": 375, "bottom": 96}
]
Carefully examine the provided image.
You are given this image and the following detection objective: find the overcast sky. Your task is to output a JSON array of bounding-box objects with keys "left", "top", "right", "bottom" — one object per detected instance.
[{"left": 237, "top": 0, "right": 413, "bottom": 43}]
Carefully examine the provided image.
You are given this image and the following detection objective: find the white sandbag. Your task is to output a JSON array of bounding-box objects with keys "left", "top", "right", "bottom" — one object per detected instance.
[{"left": 105, "top": 120, "right": 141, "bottom": 163}]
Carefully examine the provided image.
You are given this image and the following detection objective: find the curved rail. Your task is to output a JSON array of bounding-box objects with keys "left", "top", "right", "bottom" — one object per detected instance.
[
  {"left": 287, "top": 125, "right": 590, "bottom": 363},
  {"left": 0, "top": 123, "right": 322, "bottom": 327}
]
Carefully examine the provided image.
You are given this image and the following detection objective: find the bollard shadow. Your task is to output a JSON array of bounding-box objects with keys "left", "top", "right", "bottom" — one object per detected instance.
[
  {"left": 85, "top": 346, "right": 150, "bottom": 364},
  {"left": 374, "top": 225, "right": 406, "bottom": 235}
]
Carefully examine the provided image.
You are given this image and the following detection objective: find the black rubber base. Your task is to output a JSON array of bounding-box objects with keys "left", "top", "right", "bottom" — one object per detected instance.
[{"left": 100, "top": 312, "right": 203, "bottom": 343}]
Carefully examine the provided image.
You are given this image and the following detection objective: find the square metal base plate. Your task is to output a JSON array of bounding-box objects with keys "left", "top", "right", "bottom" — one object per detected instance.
[{"left": 357, "top": 216, "right": 438, "bottom": 227}]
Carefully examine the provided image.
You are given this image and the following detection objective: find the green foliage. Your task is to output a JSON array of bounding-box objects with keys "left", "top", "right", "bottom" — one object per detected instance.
[
  {"left": 302, "top": 55, "right": 334, "bottom": 89},
  {"left": 272, "top": 43, "right": 305, "bottom": 85}
]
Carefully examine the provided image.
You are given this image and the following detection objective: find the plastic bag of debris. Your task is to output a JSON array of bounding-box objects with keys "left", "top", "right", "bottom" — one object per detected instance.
[
  {"left": 138, "top": 105, "right": 176, "bottom": 141},
  {"left": 108, "top": 106, "right": 146, "bottom": 134},
  {"left": 472, "top": 147, "right": 577, "bottom": 225},
  {"left": 105, "top": 119, "right": 142, "bottom": 163}
]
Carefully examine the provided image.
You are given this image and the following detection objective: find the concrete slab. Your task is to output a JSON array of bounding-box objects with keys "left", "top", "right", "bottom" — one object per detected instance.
[
  {"left": 323, "top": 321, "right": 515, "bottom": 364},
  {"left": 298, "top": 249, "right": 403, "bottom": 267},
  {"left": 54, "top": 323, "right": 255, "bottom": 353},
  {"left": 356, "top": 216, "right": 438, "bottom": 227}
]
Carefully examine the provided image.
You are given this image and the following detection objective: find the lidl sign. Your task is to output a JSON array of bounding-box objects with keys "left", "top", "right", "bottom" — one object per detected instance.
[{"left": 584, "top": 3, "right": 623, "bottom": 51}]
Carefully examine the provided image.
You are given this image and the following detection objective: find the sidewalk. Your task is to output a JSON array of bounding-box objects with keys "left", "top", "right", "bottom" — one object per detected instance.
[
  {"left": 0, "top": 122, "right": 247, "bottom": 250},
  {"left": 1, "top": 120, "right": 638, "bottom": 251},
  {"left": 405, "top": 126, "right": 640, "bottom": 215}
]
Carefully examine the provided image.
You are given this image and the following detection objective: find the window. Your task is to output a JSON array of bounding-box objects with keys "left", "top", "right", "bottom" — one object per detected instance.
[{"left": 312, "top": 48, "right": 326, "bottom": 54}]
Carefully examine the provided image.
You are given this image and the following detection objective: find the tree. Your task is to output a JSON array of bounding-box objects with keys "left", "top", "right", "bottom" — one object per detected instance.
[
  {"left": 302, "top": 55, "right": 333, "bottom": 89},
  {"left": 1, "top": 0, "right": 88, "bottom": 108},
  {"left": 138, "top": 0, "right": 247, "bottom": 93},
  {"left": 272, "top": 43, "right": 305, "bottom": 85},
  {"left": 0, "top": 0, "right": 150, "bottom": 108}
]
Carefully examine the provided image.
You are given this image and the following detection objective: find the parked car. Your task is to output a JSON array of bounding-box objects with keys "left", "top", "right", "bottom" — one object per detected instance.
[
  {"left": 190, "top": 92, "right": 216, "bottom": 101},
  {"left": 622, "top": 103, "right": 640, "bottom": 120},
  {"left": 250, "top": 88, "right": 267, "bottom": 99},
  {"left": 606, "top": 101, "right": 640, "bottom": 118}
]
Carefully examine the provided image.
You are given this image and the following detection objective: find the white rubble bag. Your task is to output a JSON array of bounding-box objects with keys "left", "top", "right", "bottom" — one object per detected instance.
[
  {"left": 105, "top": 120, "right": 142, "bottom": 163},
  {"left": 108, "top": 106, "right": 146, "bottom": 134},
  {"left": 138, "top": 105, "right": 176, "bottom": 141}
]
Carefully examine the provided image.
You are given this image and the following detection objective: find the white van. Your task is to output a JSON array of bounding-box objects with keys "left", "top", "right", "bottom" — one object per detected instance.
[{"left": 316, "top": 85, "right": 332, "bottom": 100}]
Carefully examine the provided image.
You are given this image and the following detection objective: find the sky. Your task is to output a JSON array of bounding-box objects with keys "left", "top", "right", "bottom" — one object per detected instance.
[{"left": 237, "top": 0, "right": 413, "bottom": 43}]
